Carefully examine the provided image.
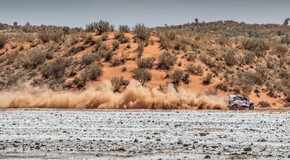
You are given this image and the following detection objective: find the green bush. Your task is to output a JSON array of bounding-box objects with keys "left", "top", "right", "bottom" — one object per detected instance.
[
  {"left": 133, "top": 23, "right": 151, "bottom": 41},
  {"left": 118, "top": 25, "right": 130, "bottom": 33},
  {"left": 83, "top": 63, "right": 103, "bottom": 80},
  {"left": 0, "top": 34, "right": 7, "bottom": 49},
  {"left": 242, "top": 38, "right": 269, "bottom": 57},
  {"left": 111, "top": 76, "right": 128, "bottom": 92},
  {"left": 158, "top": 52, "right": 177, "bottom": 70},
  {"left": 186, "top": 64, "right": 203, "bottom": 76},
  {"left": 171, "top": 70, "right": 184, "bottom": 85},
  {"left": 133, "top": 68, "right": 151, "bottom": 85},
  {"left": 137, "top": 57, "right": 155, "bottom": 68}
]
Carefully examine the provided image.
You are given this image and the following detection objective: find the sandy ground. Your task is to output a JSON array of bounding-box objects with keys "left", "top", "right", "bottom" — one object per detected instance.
[{"left": 0, "top": 109, "right": 289, "bottom": 160}]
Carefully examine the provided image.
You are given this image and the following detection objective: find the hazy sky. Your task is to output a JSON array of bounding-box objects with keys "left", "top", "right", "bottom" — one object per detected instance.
[{"left": 0, "top": 0, "right": 289, "bottom": 28}]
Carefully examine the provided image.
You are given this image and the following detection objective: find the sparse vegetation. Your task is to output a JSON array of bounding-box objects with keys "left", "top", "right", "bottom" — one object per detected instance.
[
  {"left": 41, "top": 58, "right": 68, "bottom": 79},
  {"left": 82, "top": 53, "right": 101, "bottom": 65},
  {"left": 86, "top": 20, "right": 110, "bottom": 35},
  {"left": 133, "top": 23, "right": 151, "bottom": 41},
  {"left": 158, "top": 52, "right": 177, "bottom": 70},
  {"left": 133, "top": 68, "right": 151, "bottom": 85},
  {"left": 83, "top": 63, "right": 103, "bottom": 80},
  {"left": 118, "top": 25, "right": 130, "bottom": 33},
  {"left": 171, "top": 70, "right": 184, "bottom": 85},
  {"left": 38, "top": 31, "right": 63, "bottom": 43},
  {"left": 111, "top": 76, "right": 128, "bottom": 92},
  {"left": 242, "top": 38, "right": 269, "bottom": 57},
  {"left": 186, "top": 64, "right": 203, "bottom": 76},
  {"left": 137, "top": 57, "right": 155, "bottom": 69}
]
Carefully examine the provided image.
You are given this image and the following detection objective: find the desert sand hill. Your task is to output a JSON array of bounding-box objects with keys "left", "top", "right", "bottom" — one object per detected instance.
[{"left": 0, "top": 21, "right": 289, "bottom": 109}]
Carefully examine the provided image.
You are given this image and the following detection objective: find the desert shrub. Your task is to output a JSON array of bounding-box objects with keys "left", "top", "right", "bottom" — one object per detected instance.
[
  {"left": 23, "top": 48, "right": 47, "bottom": 68},
  {"left": 136, "top": 43, "right": 144, "bottom": 58},
  {"left": 100, "top": 50, "right": 114, "bottom": 62},
  {"left": 133, "top": 23, "right": 151, "bottom": 41},
  {"left": 215, "top": 83, "right": 228, "bottom": 91},
  {"left": 137, "top": 57, "right": 155, "bottom": 69},
  {"left": 171, "top": 70, "right": 184, "bottom": 85},
  {"left": 101, "top": 33, "right": 109, "bottom": 41},
  {"left": 81, "top": 53, "right": 101, "bottom": 65},
  {"left": 112, "top": 41, "right": 119, "bottom": 51},
  {"left": 118, "top": 25, "right": 130, "bottom": 33},
  {"left": 186, "top": 64, "right": 203, "bottom": 76},
  {"left": 83, "top": 63, "right": 103, "bottom": 80},
  {"left": 200, "top": 54, "right": 214, "bottom": 67},
  {"left": 237, "top": 71, "right": 260, "bottom": 94},
  {"left": 159, "top": 35, "right": 171, "bottom": 50},
  {"left": 243, "top": 51, "right": 255, "bottom": 65},
  {"left": 165, "top": 30, "right": 176, "bottom": 40},
  {"left": 133, "top": 68, "right": 151, "bottom": 85},
  {"left": 86, "top": 20, "right": 110, "bottom": 35},
  {"left": 94, "top": 39, "right": 103, "bottom": 51},
  {"left": 191, "top": 41, "right": 200, "bottom": 51},
  {"left": 258, "top": 101, "right": 270, "bottom": 108},
  {"left": 187, "top": 54, "right": 196, "bottom": 62},
  {"left": 115, "top": 32, "right": 129, "bottom": 43},
  {"left": 0, "top": 34, "right": 7, "bottom": 49},
  {"left": 203, "top": 72, "right": 213, "bottom": 85},
  {"left": 174, "top": 39, "right": 187, "bottom": 51},
  {"left": 275, "top": 44, "right": 288, "bottom": 56},
  {"left": 216, "top": 37, "right": 231, "bottom": 46},
  {"left": 41, "top": 58, "right": 68, "bottom": 79},
  {"left": 158, "top": 52, "right": 177, "bottom": 70},
  {"left": 38, "top": 31, "right": 63, "bottom": 43},
  {"left": 242, "top": 38, "right": 269, "bottom": 57},
  {"left": 111, "top": 76, "right": 128, "bottom": 92},
  {"left": 110, "top": 56, "right": 126, "bottom": 66},
  {"left": 66, "top": 45, "right": 85, "bottom": 56},
  {"left": 223, "top": 51, "right": 238, "bottom": 66}
]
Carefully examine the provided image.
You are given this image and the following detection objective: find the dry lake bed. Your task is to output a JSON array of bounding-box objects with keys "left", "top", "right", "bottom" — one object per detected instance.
[{"left": 0, "top": 109, "right": 289, "bottom": 159}]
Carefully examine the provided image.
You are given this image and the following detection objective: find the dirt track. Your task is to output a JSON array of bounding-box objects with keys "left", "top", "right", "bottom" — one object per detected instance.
[{"left": 0, "top": 109, "right": 289, "bottom": 159}]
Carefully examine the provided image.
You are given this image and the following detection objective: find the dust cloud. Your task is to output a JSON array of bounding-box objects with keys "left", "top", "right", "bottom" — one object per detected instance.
[{"left": 0, "top": 80, "right": 228, "bottom": 110}]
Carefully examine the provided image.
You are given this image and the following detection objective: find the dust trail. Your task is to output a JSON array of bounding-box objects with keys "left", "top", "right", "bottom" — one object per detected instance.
[{"left": 0, "top": 80, "right": 228, "bottom": 109}]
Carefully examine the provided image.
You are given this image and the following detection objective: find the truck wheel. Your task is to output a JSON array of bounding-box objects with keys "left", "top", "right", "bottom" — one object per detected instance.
[
  {"left": 249, "top": 104, "right": 254, "bottom": 110},
  {"left": 231, "top": 105, "right": 237, "bottom": 110}
]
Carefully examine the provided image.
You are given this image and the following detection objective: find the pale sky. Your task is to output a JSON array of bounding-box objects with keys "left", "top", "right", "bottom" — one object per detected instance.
[{"left": 0, "top": 0, "right": 289, "bottom": 28}]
